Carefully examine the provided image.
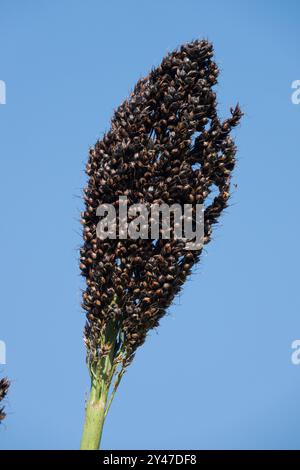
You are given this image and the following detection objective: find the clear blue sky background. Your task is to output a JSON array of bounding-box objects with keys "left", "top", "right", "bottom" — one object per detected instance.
[{"left": 0, "top": 0, "right": 300, "bottom": 450}]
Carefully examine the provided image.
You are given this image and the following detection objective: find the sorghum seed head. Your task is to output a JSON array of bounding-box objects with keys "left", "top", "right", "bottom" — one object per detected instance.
[
  {"left": 81, "top": 39, "right": 242, "bottom": 365},
  {"left": 0, "top": 377, "right": 10, "bottom": 422}
]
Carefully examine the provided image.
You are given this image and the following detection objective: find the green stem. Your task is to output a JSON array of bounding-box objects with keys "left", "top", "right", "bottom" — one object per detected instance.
[
  {"left": 80, "top": 319, "right": 121, "bottom": 450},
  {"left": 80, "top": 375, "right": 109, "bottom": 450},
  {"left": 104, "top": 367, "right": 125, "bottom": 419}
]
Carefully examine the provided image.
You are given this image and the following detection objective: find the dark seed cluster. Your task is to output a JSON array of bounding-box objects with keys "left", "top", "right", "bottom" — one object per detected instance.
[
  {"left": 0, "top": 377, "right": 9, "bottom": 422},
  {"left": 80, "top": 40, "right": 242, "bottom": 367}
]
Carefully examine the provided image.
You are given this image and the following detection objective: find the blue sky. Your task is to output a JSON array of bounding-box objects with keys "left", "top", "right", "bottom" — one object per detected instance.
[{"left": 0, "top": 0, "right": 300, "bottom": 450}]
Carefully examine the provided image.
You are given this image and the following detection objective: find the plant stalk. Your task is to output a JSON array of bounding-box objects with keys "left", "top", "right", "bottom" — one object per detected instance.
[
  {"left": 80, "top": 376, "right": 109, "bottom": 450},
  {"left": 80, "top": 319, "right": 119, "bottom": 450}
]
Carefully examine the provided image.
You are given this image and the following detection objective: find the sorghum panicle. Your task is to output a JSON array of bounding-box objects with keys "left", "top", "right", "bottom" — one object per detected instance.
[
  {"left": 80, "top": 39, "right": 242, "bottom": 370},
  {"left": 0, "top": 377, "right": 9, "bottom": 422}
]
